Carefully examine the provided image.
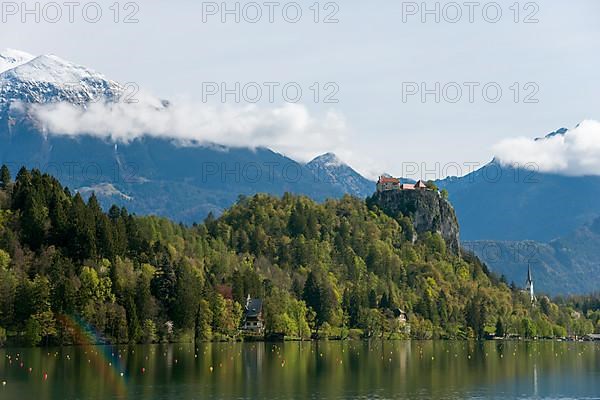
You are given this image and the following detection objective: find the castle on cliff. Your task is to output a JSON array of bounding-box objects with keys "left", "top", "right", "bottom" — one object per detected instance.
[{"left": 376, "top": 176, "right": 429, "bottom": 193}]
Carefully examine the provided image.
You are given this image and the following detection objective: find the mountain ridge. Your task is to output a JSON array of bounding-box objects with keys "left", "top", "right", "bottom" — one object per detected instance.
[
  {"left": 465, "top": 215, "right": 600, "bottom": 295},
  {"left": 0, "top": 50, "right": 376, "bottom": 222},
  {"left": 0, "top": 51, "right": 126, "bottom": 107},
  {"left": 436, "top": 150, "right": 600, "bottom": 242},
  {"left": 305, "top": 152, "right": 375, "bottom": 199},
  {"left": 0, "top": 48, "right": 35, "bottom": 73},
  {"left": 3, "top": 48, "right": 600, "bottom": 249}
]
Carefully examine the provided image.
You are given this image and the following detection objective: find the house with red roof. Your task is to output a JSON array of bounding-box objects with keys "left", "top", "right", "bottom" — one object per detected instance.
[
  {"left": 377, "top": 177, "right": 429, "bottom": 192},
  {"left": 414, "top": 180, "right": 427, "bottom": 189},
  {"left": 376, "top": 176, "right": 400, "bottom": 192}
]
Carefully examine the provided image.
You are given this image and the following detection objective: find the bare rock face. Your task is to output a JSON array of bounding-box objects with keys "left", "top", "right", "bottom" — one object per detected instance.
[{"left": 369, "top": 189, "right": 461, "bottom": 254}]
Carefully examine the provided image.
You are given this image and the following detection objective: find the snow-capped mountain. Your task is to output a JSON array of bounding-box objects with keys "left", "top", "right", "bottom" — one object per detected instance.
[
  {"left": 0, "top": 49, "right": 377, "bottom": 223},
  {"left": 536, "top": 127, "right": 568, "bottom": 141},
  {"left": 0, "top": 49, "right": 35, "bottom": 73},
  {"left": 0, "top": 50, "right": 124, "bottom": 107},
  {"left": 306, "top": 152, "right": 375, "bottom": 198}
]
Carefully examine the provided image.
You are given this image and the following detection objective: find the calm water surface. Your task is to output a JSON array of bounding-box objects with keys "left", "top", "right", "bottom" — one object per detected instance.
[{"left": 1, "top": 341, "right": 599, "bottom": 399}]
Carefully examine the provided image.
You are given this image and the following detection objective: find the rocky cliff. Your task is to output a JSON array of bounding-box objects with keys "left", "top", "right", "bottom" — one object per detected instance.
[{"left": 369, "top": 190, "right": 461, "bottom": 254}]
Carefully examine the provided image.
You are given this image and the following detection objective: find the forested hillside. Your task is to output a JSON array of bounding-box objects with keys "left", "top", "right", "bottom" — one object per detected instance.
[{"left": 0, "top": 166, "right": 596, "bottom": 346}]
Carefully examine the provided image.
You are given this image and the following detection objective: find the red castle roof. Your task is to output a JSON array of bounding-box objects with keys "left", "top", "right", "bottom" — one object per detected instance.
[{"left": 378, "top": 176, "right": 399, "bottom": 184}]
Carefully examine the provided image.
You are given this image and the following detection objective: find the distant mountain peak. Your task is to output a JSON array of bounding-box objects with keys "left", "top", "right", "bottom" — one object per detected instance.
[
  {"left": 0, "top": 49, "right": 35, "bottom": 73},
  {"left": 530, "top": 127, "right": 568, "bottom": 142},
  {"left": 538, "top": 127, "right": 568, "bottom": 141},
  {"left": 6, "top": 54, "right": 108, "bottom": 84},
  {"left": 0, "top": 49, "right": 377, "bottom": 225},
  {"left": 0, "top": 51, "right": 125, "bottom": 107},
  {"left": 306, "top": 152, "right": 375, "bottom": 198},
  {"left": 308, "top": 152, "right": 344, "bottom": 168}
]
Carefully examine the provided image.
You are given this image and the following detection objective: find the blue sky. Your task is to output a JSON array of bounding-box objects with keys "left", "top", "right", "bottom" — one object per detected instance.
[{"left": 2, "top": 0, "right": 600, "bottom": 178}]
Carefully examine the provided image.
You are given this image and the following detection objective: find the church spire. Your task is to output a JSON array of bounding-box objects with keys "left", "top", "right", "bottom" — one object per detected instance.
[{"left": 526, "top": 264, "right": 536, "bottom": 304}]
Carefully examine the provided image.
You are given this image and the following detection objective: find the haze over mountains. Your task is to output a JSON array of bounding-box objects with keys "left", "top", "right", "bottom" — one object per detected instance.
[
  {"left": 1, "top": 49, "right": 600, "bottom": 294},
  {"left": 0, "top": 49, "right": 373, "bottom": 222},
  {"left": 436, "top": 128, "right": 600, "bottom": 295},
  {"left": 464, "top": 216, "right": 600, "bottom": 296},
  {"left": 433, "top": 127, "right": 600, "bottom": 295},
  {"left": 437, "top": 126, "right": 600, "bottom": 243},
  {"left": 437, "top": 161, "right": 600, "bottom": 242}
]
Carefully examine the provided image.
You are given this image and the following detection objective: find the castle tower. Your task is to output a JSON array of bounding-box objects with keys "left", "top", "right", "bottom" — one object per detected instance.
[{"left": 526, "top": 264, "right": 536, "bottom": 304}]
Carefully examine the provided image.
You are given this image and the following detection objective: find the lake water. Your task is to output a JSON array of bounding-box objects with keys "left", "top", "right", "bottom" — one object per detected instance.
[{"left": 1, "top": 341, "right": 599, "bottom": 399}]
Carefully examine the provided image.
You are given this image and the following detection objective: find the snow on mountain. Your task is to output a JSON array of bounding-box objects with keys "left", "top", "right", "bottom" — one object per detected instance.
[
  {"left": 306, "top": 153, "right": 375, "bottom": 198},
  {"left": 0, "top": 49, "right": 343, "bottom": 168},
  {"left": 535, "top": 127, "right": 568, "bottom": 141},
  {"left": 311, "top": 152, "right": 344, "bottom": 168},
  {"left": 6, "top": 54, "right": 108, "bottom": 85},
  {"left": 0, "top": 52, "right": 125, "bottom": 106},
  {"left": 0, "top": 49, "right": 378, "bottom": 222},
  {"left": 0, "top": 49, "right": 35, "bottom": 73},
  {"left": 77, "top": 183, "right": 133, "bottom": 201}
]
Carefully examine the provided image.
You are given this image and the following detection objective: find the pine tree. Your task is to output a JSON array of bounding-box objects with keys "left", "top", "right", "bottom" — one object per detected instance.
[
  {"left": 195, "top": 299, "right": 213, "bottom": 341},
  {"left": 243, "top": 268, "right": 263, "bottom": 299},
  {"left": 48, "top": 193, "right": 69, "bottom": 247},
  {"left": 21, "top": 191, "right": 49, "bottom": 250},
  {"left": 151, "top": 251, "right": 178, "bottom": 318},
  {"left": 68, "top": 193, "right": 97, "bottom": 261},
  {"left": 368, "top": 289, "right": 378, "bottom": 308},
  {"left": 495, "top": 317, "right": 505, "bottom": 338},
  {"left": 306, "top": 210, "right": 318, "bottom": 239},
  {"left": 302, "top": 271, "right": 321, "bottom": 317},
  {"left": 11, "top": 167, "right": 32, "bottom": 211},
  {"left": 288, "top": 201, "right": 307, "bottom": 237},
  {"left": 379, "top": 292, "right": 390, "bottom": 309},
  {"left": 0, "top": 165, "right": 10, "bottom": 188},
  {"left": 348, "top": 290, "right": 362, "bottom": 327},
  {"left": 231, "top": 270, "right": 245, "bottom": 304},
  {"left": 465, "top": 293, "right": 488, "bottom": 339},
  {"left": 96, "top": 214, "right": 116, "bottom": 260},
  {"left": 291, "top": 278, "right": 303, "bottom": 299},
  {"left": 318, "top": 283, "right": 337, "bottom": 325},
  {"left": 173, "top": 262, "right": 202, "bottom": 330}
]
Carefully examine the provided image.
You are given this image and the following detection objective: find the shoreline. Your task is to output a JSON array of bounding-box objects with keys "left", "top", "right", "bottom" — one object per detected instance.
[{"left": 2, "top": 336, "right": 598, "bottom": 349}]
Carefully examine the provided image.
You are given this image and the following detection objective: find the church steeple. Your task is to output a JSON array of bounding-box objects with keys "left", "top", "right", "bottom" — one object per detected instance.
[{"left": 526, "top": 264, "right": 536, "bottom": 303}]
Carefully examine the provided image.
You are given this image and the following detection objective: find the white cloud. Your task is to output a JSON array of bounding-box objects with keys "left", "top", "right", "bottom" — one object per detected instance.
[
  {"left": 492, "top": 120, "right": 600, "bottom": 176},
  {"left": 28, "top": 97, "right": 348, "bottom": 163}
]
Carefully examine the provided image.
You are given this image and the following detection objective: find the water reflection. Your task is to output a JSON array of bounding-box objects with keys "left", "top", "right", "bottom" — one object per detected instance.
[
  {"left": 0, "top": 341, "right": 599, "bottom": 399},
  {"left": 534, "top": 361, "right": 538, "bottom": 398}
]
